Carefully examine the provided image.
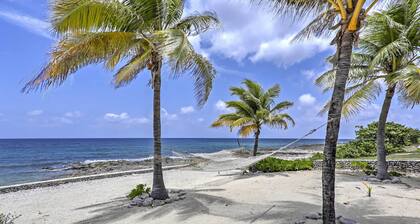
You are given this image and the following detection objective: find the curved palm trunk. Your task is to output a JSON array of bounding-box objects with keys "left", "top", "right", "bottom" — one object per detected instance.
[
  {"left": 253, "top": 129, "right": 260, "bottom": 156},
  {"left": 376, "top": 85, "right": 396, "bottom": 180},
  {"left": 322, "top": 31, "right": 354, "bottom": 224},
  {"left": 150, "top": 58, "right": 169, "bottom": 200}
]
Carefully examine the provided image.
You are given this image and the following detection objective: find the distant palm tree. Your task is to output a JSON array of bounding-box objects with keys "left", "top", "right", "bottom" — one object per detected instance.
[
  {"left": 212, "top": 79, "right": 295, "bottom": 156},
  {"left": 317, "top": 0, "right": 420, "bottom": 180},
  {"left": 23, "top": 0, "right": 219, "bottom": 200},
  {"left": 254, "top": 0, "right": 382, "bottom": 221}
]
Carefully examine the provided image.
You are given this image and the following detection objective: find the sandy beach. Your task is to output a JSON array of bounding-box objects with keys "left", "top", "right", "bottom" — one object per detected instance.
[{"left": 2, "top": 162, "right": 420, "bottom": 224}]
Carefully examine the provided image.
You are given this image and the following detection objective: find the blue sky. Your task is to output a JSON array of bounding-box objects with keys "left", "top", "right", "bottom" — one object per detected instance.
[{"left": 0, "top": 0, "right": 418, "bottom": 139}]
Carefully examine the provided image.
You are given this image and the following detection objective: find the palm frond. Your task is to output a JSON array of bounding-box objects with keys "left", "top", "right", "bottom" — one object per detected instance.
[
  {"left": 23, "top": 32, "right": 137, "bottom": 92},
  {"left": 174, "top": 12, "right": 220, "bottom": 36},
  {"left": 52, "top": 0, "right": 135, "bottom": 34}
]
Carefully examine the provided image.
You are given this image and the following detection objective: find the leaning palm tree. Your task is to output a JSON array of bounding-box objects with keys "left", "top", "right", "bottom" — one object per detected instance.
[
  {"left": 317, "top": 0, "right": 420, "bottom": 180},
  {"left": 254, "top": 0, "right": 383, "bottom": 222},
  {"left": 211, "top": 79, "right": 295, "bottom": 156},
  {"left": 23, "top": 0, "right": 219, "bottom": 200}
]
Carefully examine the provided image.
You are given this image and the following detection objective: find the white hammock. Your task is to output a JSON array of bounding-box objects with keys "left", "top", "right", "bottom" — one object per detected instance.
[{"left": 177, "top": 119, "right": 333, "bottom": 172}]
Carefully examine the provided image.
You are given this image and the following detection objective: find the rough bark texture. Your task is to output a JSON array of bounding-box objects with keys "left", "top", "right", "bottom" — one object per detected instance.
[
  {"left": 253, "top": 129, "right": 260, "bottom": 156},
  {"left": 322, "top": 31, "right": 354, "bottom": 224},
  {"left": 150, "top": 57, "right": 169, "bottom": 200},
  {"left": 376, "top": 85, "right": 396, "bottom": 180}
]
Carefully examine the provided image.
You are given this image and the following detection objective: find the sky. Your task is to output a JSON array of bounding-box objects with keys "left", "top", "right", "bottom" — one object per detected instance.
[{"left": 0, "top": 0, "right": 418, "bottom": 139}]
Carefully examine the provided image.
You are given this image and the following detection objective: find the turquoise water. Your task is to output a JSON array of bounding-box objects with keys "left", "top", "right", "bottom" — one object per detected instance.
[{"left": 0, "top": 138, "right": 348, "bottom": 186}]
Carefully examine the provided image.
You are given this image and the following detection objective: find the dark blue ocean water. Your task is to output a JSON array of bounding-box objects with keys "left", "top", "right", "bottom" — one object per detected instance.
[{"left": 0, "top": 138, "right": 348, "bottom": 186}]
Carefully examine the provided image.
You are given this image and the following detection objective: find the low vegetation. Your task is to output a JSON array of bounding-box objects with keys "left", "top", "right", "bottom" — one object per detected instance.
[
  {"left": 0, "top": 213, "right": 20, "bottom": 224},
  {"left": 350, "top": 161, "right": 375, "bottom": 175},
  {"left": 337, "top": 122, "right": 420, "bottom": 159},
  {"left": 362, "top": 182, "right": 373, "bottom": 197},
  {"left": 253, "top": 157, "right": 312, "bottom": 173},
  {"left": 127, "top": 184, "right": 151, "bottom": 200},
  {"left": 252, "top": 153, "right": 326, "bottom": 173}
]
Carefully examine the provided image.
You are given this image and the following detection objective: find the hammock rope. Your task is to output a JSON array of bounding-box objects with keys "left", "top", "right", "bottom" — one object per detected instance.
[{"left": 174, "top": 118, "right": 338, "bottom": 172}]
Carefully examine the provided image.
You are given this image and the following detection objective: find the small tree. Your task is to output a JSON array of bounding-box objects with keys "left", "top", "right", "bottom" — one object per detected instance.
[{"left": 212, "top": 79, "right": 295, "bottom": 156}]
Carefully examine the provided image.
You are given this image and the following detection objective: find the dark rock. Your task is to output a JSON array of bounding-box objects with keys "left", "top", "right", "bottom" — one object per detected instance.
[
  {"left": 337, "top": 216, "right": 357, "bottom": 224},
  {"left": 367, "top": 177, "right": 381, "bottom": 182},
  {"left": 391, "top": 177, "right": 401, "bottom": 184},
  {"left": 130, "top": 196, "right": 144, "bottom": 206},
  {"left": 142, "top": 197, "right": 153, "bottom": 206},
  {"left": 305, "top": 212, "right": 321, "bottom": 220},
  {"left": 382, "top": 179, "right": 391, "bottom": 184},
  {"left": 152, "top": 200, "right": 165, "bottom": 207},
  {"left": 170, "top": 189, "right": 181, "bottom": 194},
  {"left": 140, "top": 193, "right": 149, "bottom": 199}
]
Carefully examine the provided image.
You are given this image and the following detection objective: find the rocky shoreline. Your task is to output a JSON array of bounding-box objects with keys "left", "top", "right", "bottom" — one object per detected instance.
[
  {"left": 43, "top": 144, "right": 324, "bottom": 179},
  {"left": 61, "top": 157, "right": 208, "bottom": 177}
]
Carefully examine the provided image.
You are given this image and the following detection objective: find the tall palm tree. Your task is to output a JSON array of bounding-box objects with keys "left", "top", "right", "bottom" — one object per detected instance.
[
  {"left": 317, "top": 0, "right": 420, "bottom": 180},
  {"left": 23, "top": 0, "right": 219, "bottom": 200},
  {"left": 254, "top": 0, "right": 381, "bottom": 222},
  {"left": 211, "top": 79, "right": 295, "bottom": 156}
]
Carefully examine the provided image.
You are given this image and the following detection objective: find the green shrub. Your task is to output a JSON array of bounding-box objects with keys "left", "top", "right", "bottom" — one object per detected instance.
[
  {"left": 310, "top": 152, "right": 323, "bottom": 161},
  {"left": 337, "top": 122, "right": 420, "bottom": 159},
  {"left": 388, "top": 171, "right": 403, "bottom": 177},
  {"left": 127, "top": 184, "right": 151, "bottom": 200},
  {"left": 350, "top": 161, "right": 375, "bottom": 175},
  {"left": 254, "top": 157, "right": 313, "bottom": 173}
]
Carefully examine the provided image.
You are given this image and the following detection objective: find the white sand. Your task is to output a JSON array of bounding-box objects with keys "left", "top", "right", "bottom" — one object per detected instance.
[{"left": 1, "top": 168, "right": 420, "bottom": 224}]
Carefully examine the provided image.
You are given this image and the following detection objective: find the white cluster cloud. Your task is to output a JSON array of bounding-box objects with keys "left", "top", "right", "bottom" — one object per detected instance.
[
  {"left": 26, "top": 110, "right": 84, "bottom": 126},
  {"left": 185, "top": 0, "right": 333, "bottom": 67},
  {"left": 27, "top": 110, "right": 44, "bottom": 116},
  {"left": 64, "top": 111, "right": 82, "bottom": 118},
  {"left": 215, "top": 100, "right": 234, "bottom": 113},
  {"left": 250, "top": 37, "right": 331, "bottom": 67},
  {"left": 301, "top": 69, "right": 316, "bottom": 80},
  {"left": 161, "top": 108, "right": 178, "bottom": 120},
  {"left": 0, "top": 10, "right": 51, "bottom": 39},
  {"left": 104, "top": 112, "right": 149, "bottom": 124},
  {"left": 299, "top": 94, "right": 316, "bottom": 106},
  {"left": 180, "top": 106, "right": 195, "bottom": 114}
]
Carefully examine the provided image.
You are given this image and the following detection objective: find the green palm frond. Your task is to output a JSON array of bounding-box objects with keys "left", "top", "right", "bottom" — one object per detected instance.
[
  {"left": 271, "top": 101, "right": 294, "bottom": 113},
  {"left": 23, "top": 31, "right": 137, "bottom": 92},
  {"left": 253, "top": 0, "right": 328, "bottom": 19},
  {"left": 238, "top": 124, "right": 258, "bottom": 137},
  {"left": 52, "top": 0, "right": 135, "bottom": 33},
  {"left": 113, "top": 49, "right": 152, "bottom": 87},
  {"left": 175, "top": 12, "right": 220, "bottom": 36},
  {"left": 25, "top": 0, "right": 220, "bottom": 109},
  {"left": 293, "top": 8, "right": 338, "bottom": 41},
  {"left": 396, "top": 65, "right": 420, "bottom": 106},
  {"left": 212, "top": 79, "right": 294, "bottom": 138}
]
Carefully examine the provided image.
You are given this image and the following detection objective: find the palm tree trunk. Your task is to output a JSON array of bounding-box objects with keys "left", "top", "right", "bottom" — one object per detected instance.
[
  {"left": 376, "top": 84, "right": 396, "bottom": 180},
  {"left": 253, "top": 129, "right": 260, "bottom": 156},
  {"left": 322, "top": 30, "right": 354, "bottom": 224},
  {"left": 150, "top": 58, "right": 169, "bottom": 200}
]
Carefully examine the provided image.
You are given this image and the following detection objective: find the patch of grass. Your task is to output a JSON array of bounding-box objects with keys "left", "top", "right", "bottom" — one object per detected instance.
[
  {"left": 127, "top": 184, "right": 151, "bottom": 200},
  {"left": 254, "top": 157, "right": 313, "bottom": 173}
]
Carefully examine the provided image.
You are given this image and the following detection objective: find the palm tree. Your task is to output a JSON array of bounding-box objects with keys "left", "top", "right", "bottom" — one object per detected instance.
[
  {"left": 211, "top": 79, "right": 295, "bottom": 156},
  {"left": 254, "top": 0, "right": 381, "bottom": 222},
  {"left": 316, "top": 0, "right": 420, "bottom": 180},
  {"left": 23, "top": 0, "right": 219, "bottom": 200}
]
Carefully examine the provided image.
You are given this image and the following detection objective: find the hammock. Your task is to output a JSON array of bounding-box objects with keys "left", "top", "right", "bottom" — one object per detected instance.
[{"left": 177, "top": 119, "right": 334, "bottom": 172}]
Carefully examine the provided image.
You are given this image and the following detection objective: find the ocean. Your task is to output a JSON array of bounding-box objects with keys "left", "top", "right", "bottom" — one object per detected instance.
[{"left": 0, "top": 138, "right": 348, "bottom": 186}]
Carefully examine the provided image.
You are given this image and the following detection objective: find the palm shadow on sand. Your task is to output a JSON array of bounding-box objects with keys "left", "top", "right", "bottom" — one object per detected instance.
[{"left": 73, "top": 174, "right": 420, "bottom": 224}]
